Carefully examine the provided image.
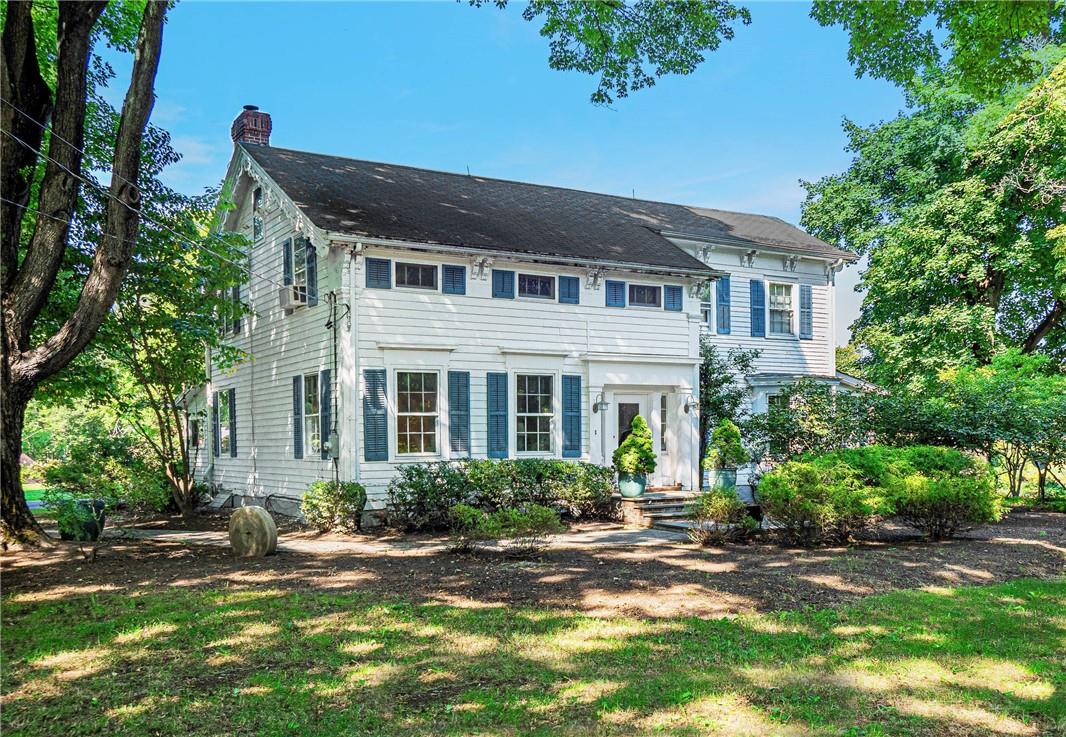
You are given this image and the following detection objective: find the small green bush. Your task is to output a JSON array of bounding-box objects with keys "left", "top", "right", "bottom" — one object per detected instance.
[
  {"left": 448, "top": 502, "right": 564, "bottom": 556},
  {"left": 386, "top": 462, "right": 470, "bottom": 531},
  {"left": 758, "top": 461, "right": 889, "bottom": 545},
  {"left": 703, "top": 418, "right": 748, "bottom": 470},
  {"left": 885, "top": 471, "right": 1002, "bottom": 540},
  {"left": 549, "top": 463, "right": 617, "bottom": 518},
  {"left": 687, "top": 487, "right": 756, "bottom": 545},
  {"left": 613, "top": 415, "right": 656, "bottom": 475},
  {"left": 301, "top": 480, "right": 368, "bottom": 532}
]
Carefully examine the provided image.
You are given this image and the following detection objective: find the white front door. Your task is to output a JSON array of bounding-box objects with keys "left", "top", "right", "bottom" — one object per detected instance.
[{"left": 614, "top": 393, "right": 661, "bottom": 486}]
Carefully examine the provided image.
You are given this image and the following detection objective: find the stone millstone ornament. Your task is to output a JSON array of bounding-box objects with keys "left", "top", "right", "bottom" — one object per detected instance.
[{"left": 228, "top": 506, "right": 278, "bottom": 558}]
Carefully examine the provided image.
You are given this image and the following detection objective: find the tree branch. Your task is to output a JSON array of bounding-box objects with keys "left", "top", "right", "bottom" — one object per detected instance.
[{"left": 1022, "top": 298, "right": 1064, "bottom": 353}]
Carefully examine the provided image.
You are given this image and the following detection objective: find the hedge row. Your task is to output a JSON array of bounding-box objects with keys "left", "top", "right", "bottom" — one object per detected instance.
[
  {"left": 386, "top": 459, "right": 616, "bottom": 532},
  {"left": 758, "top": 445, "right": 1002, "bottom": 544}
]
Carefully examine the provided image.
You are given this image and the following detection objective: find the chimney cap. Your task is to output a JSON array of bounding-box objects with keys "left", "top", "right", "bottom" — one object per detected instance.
[{"left": 243, "top": 104, "right": 259, "bottom": 111}]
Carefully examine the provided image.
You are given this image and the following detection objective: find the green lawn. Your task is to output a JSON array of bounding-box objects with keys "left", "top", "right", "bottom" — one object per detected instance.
[
  {"left": 22, "top": 482, "right": 46, "bottom": 502},
  {"left": 2, "top": 578, "right": 1063, "bottom": 736}
]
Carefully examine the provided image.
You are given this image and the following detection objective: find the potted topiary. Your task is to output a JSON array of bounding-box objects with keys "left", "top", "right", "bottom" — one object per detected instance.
[
  {"left": 613, "top": 415, "right": 657, "bottom": 498},
  {"left": 702, "top": 418, "right": 748, "bottom": 492}
]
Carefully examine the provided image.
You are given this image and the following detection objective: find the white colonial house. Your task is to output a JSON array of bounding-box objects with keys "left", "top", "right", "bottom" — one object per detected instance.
[{"left": 189, "top": 106, "right": 855, "bottom": 515}]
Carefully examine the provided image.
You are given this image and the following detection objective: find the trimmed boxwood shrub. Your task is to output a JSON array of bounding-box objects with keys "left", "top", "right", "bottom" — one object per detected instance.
[
  {"left": 757, "top": 461, "right": 890, "bottom": 545},
  {"left": 387, "top": 459, "right": 617, "bottom": 532},
  {"left": 301, "top": 480, "right": 368, "bottom": 532},
  {"left": 687, "top": 487, "right": 759, "bottom": 545}
]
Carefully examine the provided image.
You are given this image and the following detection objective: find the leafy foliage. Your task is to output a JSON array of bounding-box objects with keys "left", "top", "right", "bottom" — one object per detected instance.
[
  {"left": 478, "top": 0, "right": 752, "bottom": 104},
  {"left": 757, "top": 461, "right": 889, "bottom": 545},
  {"left": 448, "top": 502, "right": 564, "bottom": 556},
  {"left": 387, "top": 459, "right": 616, "bottom": 532},
  {"left": 687, "top": 487, "right": 757, "bottom": 545},
  {"left": 612, "top": 414, "right": 656, "bottom": 475},
  {"left": 699, "top": 339, "right": 759, "bottom": 459},
  {"left": 802, "top": 62, "right": 1066, "bottom": 384},
  {"left": 301, "top": 481, "right": 368, "bottom": 533},
  {"left": 810, "top": 1, "right": 1065, "bottom": 99},
  {"left": 704, "top": 418, "right": 748, "bottom": 469},
  {"left": 885, "top": 473, "right": 1002, "bottom": 541}
]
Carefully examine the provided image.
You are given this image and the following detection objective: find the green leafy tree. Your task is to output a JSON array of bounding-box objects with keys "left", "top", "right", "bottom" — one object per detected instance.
[
  {"left": 2, "top": 1, "right": 167, "bottom": 545},
  {"left": 698, "top": 337, "right": 759, "bottom": 461},
  {"left": 803, "top": 62, "right": 1066, "bottom": 385},
  {"left": 811, "top": 1, "right": 1065, "bottom": 100},
  {"left": 479, "top": 0, "right": 752, "bottom": 104}
]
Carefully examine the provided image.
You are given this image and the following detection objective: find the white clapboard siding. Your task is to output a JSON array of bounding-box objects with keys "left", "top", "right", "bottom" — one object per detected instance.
[
  {"left": 351, "top": 248, "right": 697, "bottom": 504},
  {"left": 195, "top": 171, "right": 339, "bottom": 501}
]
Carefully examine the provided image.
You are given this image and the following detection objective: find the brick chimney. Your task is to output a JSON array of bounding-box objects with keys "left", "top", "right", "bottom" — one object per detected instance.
[{"left": 231, "top": 105, "right": 271, "bottom": 146}]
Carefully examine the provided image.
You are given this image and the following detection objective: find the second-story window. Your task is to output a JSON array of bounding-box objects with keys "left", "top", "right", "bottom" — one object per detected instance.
[
  {"left": 769, "top": 283, "right": 794, "bottom": 335},
  {"left": 395, "top": 263, "right": 438, "bottom": 290},
  {"left": 518, "top": 274, "right": 554, "bottom": 299},
  {"left": 628, "top": 284, "right": 662, "bottom": 308},
  {"left": 699, "top": 283, "right": 713, "bottom": 324},
  {"left": 293, "top": 241, "right": 309, "bottom": 301}
]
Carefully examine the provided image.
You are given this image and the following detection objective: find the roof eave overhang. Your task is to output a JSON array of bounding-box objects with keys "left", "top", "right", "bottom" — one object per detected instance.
[
  {"left": 326, "top": 233, "right": 725, "bottom": 280},
  {"left": 657, "top": 228, "right": 858, "bottom": 263}
]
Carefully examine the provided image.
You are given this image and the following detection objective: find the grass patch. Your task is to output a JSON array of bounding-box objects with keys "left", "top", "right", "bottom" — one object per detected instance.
[{"left": 3, "top": 578, "right": 1063, "bottom": 736}]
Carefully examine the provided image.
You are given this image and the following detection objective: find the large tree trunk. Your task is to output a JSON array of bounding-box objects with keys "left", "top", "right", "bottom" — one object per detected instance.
[
  {"left": 0, "top": 1, "right": 167, "bottom": 546},
  {"left": 0, "top": 365, "right": 48, "bottom": 547}
]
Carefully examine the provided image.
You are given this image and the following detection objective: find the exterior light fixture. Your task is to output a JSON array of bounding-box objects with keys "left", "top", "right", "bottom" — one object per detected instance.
[
  {"left": 592, "top": 393, "right": 609, "bottom": 414},
  {"left": 683, "top": 395, "right": 699, "bottom": 414}
]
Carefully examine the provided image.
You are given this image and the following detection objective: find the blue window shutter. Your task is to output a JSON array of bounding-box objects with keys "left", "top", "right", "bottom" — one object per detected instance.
[
  {"left": 562, "top": 375, "right": 582, "bottom": 458},
  {"left": 363, "top": 369, "right": 388, "bottom": 461},
  {"left": 302, "top": 238, "right": 318, "bottom": 306},
  {"left": 442, "top": 264, "right": 466, "bottom": 295},
  {"left": 799, "top": 284, "right": 813, "bottom": 340},
  {"left": 664, "top": 285, "right": 683, "bottom": 312},
  {"left": 365, "top": 258, "right": 392, "bottom": 289},
  {"left": 487, "top": 372, "right": 508, "bottom": 458},
  {"left": 448, "top": 371, "right": 471, "bottom": 456},
  {"left": 750, "top": 279, "right": 766, "bottom": 337},
  {"left": 292, "top": 376, "right": 303, "bottom": 459},
  {"left": 282, "top": 238, "right": 293, "bottom": 286},
  {"left": 605, "top": 280, "right": 626, "bottom": 307},
  {"left": 716, "top": 276, "right": 731, "bottom": 334},
  {"left": 319, "top": 369, "right": 332, "bottom": 460},
  {"left": 492, "top": 269, "right": 515, "bottom": 299},
  {"left": 212, "top": 395, "right": 220, "bottom": 458},
  {"left": 228, "top": 388, "right": 237, "bottom": 457},
  {"left": 558, "top": 275, "right": 580, "bottom": 304}
]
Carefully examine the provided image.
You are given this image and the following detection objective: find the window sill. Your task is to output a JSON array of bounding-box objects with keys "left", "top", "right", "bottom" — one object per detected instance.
[{"left": 766, "top": 333, "right": 798, "bottom": 341}]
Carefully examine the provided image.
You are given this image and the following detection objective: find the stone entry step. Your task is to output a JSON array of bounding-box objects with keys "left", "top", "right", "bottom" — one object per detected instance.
[{"left": 617, "top": 491, "right": 699, "bottom": 528}]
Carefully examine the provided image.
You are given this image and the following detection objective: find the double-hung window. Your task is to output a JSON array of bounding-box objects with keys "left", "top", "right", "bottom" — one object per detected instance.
[
  {"left": 396, "top": 371, "right": 438, "bottom": 454},
  {"left": 395, "top": 262, "right": 437, "bottom": 290},
  {"left": 628, "top": 284, "right": 662, "bottom": 308},
  {"left": 217, "top": 390, "right": 232, "bottom": 455},
  {"left": 303, "top": 373, "right": 321, "bottom": 456},
  {"left": 768, "top": 283, "right": 794, "bottom": 335},
  {"left": 699, "top": 283, "right": 713, "bottom": 325},
  {"left": 518, "top": 274, "right": 554, "bottom": 299},
  {"left": 293, "top": 241, "right": 309, "bottom": 302},
  {"left": 516, "top": 374, "right": 553, "bottom": 453}
]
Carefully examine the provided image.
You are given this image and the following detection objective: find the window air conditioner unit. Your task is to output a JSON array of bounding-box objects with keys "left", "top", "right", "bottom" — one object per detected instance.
[{"left": 278, "top": 285, "right": 306, "bottom": 310}]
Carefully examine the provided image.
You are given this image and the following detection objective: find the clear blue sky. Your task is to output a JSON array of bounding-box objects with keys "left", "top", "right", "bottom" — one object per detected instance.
[{"left": 115, "top": 1, "right": 906, "bottom": 344}]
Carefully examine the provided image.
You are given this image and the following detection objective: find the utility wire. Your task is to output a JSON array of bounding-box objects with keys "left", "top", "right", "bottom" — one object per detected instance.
[{"left": 0, "top": 112, "right": 289, "bottom": 290}]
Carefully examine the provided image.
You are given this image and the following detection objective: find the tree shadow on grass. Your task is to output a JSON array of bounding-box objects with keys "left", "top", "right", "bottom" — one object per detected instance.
[{"left": 2, "top": 578, "right": 1063, "bottom": 736}]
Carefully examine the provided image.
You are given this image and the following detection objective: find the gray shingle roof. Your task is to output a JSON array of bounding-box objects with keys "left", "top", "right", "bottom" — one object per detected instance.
[{"left": 243, "top": 144, "right": 854, "bottom": 273}]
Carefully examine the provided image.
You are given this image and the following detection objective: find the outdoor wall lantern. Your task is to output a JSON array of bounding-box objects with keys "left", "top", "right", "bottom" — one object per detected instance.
[
  {"left": 683, "top": 395, "right": 699, "bottom": 414},
  {"left": 592, "top": 393, "right": 609, "bottom": 414}
]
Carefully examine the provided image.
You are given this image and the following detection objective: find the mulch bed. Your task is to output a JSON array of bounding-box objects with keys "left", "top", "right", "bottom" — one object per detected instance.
[{"left": 3, "top": 510, "right": 1062, "bottom": 618}]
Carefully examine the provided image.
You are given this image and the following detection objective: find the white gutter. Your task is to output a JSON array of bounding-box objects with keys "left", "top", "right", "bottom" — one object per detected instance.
[{"left": 327, "top": 233, "right": 725, "bottom": 280}]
